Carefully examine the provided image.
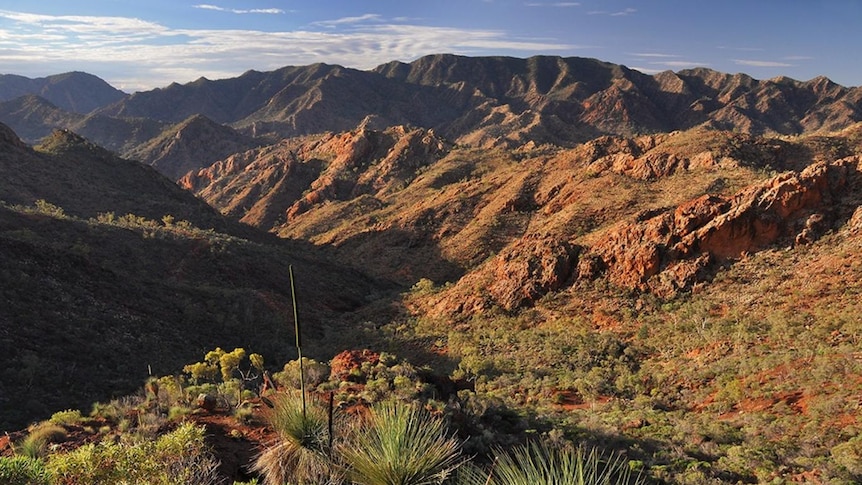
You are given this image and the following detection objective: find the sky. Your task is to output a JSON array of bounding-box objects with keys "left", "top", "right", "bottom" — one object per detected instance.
[{"left": 0, "top": 1, "right": 859, "bottom": 93}]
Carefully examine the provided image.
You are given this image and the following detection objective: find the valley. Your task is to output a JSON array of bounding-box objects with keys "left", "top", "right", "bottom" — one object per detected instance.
[{"left": 1, "top": 55, "right": 862, "bottom": 483}]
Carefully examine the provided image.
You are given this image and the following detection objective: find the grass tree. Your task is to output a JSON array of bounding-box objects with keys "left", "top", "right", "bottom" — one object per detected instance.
[
  {"left": 252, "top": 391, "right": 339, "bottom": 485},
  {"left": 484, "top": 441, "right": 644, "bottom": 485},
  {"left": 340, "top": 401, "right": 462, "bottom": 485}
]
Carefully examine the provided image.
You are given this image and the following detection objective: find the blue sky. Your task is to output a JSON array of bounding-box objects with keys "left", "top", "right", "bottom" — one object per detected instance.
[{"left": 0, "top": 1, "right": 859, "bottom": 92}]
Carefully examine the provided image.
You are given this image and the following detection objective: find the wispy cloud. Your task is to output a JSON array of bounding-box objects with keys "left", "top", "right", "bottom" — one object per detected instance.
[
  {"left": 193, "top": 4, "right": 285, "bottom": 15},
  {"left": 733, "top": 59, "right": 793, "bottom": 68},
  {"left": 0, "top": 9, "right": 578, "bottom": 92},
  {"left": 588, "top": 8, "right": 636, "bottom": 16},
  {"left": 311, "top": 14, "right": 382, "bottom": 28},
  {"left": 717, "top": 45, "right": 765, "bottom": 52},
  {"left": 783, "top": 55, "right": 813, "bottom": 61},
  {"left": 628, "top": 53, "right": 708, "bottom": 69},
  {"left": 525, "top": 2, "right": 581, "bottom": 6},
  {"left": 629, "top": 52, "right": 680, "bottom": 59},
  {"left": 654, "top": 61, "right": 709, "bottom": 67}
]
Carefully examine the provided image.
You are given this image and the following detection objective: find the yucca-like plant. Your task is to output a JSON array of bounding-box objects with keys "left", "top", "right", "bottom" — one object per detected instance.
[
  {"left": 340, "top": 401, "right": 462, "bottom": 485},
  {"left": 252, "top": 391, "right": 339, "bottom": 485},
  {"left": 0, "top": 456, "right": 52, "bottom": 485},
  {"left": 486, "top": 441, "right": 644, "bottom": 485}
]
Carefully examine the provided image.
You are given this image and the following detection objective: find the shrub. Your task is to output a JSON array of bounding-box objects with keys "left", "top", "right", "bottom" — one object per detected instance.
[
  {"left": 252, "top": 391, "right": 338, "bottom": 485},
  {"left": 19, "top": 424, "right": 68, "bottom": 459},
  {"left": 49, "top": 409, "right": 83, "bottom": 426},
  {"left": 46, "top": 422, "right": 220, "bottom": 485},
  {"left": 275, "top": 358, "right": 331, "bottom": 390},
  {"left": 831, "top": 435, "right": 862, "bottom": 476},
  {"left": 340, "top": 401, "right": 462, "bottom": 485},
  {"left": 0, "top": 456, "right": 52, "bottom": 485},
  {"left": 484, "top": 442, "right": 645, "bottom": 485}
]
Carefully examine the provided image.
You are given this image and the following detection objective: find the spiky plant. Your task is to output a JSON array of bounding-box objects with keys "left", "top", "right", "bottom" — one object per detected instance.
[
  {"left": 487, "top": 441, "right": 644, "bottom": 485},
  {"left": 340, "top": 401, "right": 462, "bottom": 485},
  {"left": 252, "top": 391, "right": 339, "bottom": 485}
]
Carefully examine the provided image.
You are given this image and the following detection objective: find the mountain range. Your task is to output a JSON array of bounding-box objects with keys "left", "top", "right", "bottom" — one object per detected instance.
[
  {"left": 2, "top": 55, "right": 861, "bottom": 183},
  {"left": 2, "top": 55, "right": 862, "bottom": 482}
]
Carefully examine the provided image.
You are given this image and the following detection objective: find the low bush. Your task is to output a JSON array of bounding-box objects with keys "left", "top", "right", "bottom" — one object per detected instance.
[
  {"left": 0, "top": 456, "right": 52, "bottom": 485},
  {"left": 46, "top": 421, "right": 220, "bottom": 485}
]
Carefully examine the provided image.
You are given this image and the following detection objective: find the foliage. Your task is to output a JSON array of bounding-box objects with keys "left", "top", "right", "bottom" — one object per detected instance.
[
  {"left": 0, "top": 456, "right": 52, "bottom": 485},
  {"left": 340, "top": 401, "right": 462, "bottom": 485},
  {"left": 274, "top": 357, "right": 331, "bottom": 390},
  {"left": 45, "top": 422, "right": 221, "bottom": 485},
  {"left": 252, "top": 391, "right": 337, "bottom": 485},
  {"left": 18, "top": 424, "right": 68, "bottom": 459},
  {"left": 483, "top": 442, "right": 645, "bottom": 485},
  {"left": 48, "top": 410, "right": 82, "bottom": 426}
]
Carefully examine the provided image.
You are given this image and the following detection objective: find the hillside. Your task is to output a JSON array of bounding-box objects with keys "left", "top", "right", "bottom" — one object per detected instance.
[
  {"left": 2, "top": 55, "right": 862, "bottom": 483},
  {"left": 3, "top": 55, "right": 861, "bottom": 182},
  {"left": 0, "top": 123, "right": 391, "bottom": 431},
  {"left": 0, "top": 72, "right": 127, "bottom": 114},
  {"left": 177, "top": 119, "right": 862, "bottom": 482}
]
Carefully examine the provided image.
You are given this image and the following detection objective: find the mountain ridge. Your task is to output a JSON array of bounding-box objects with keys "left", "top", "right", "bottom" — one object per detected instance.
[
  {"left": 2, "top": 55, "right": 861, "bottom": 182},
  {"left": 0, "top": 71, "right": 127, "bottom": 114}
]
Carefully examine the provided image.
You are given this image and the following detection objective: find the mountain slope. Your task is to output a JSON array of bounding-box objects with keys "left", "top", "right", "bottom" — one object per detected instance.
[
  {"left": 125, "top": 114, "right": 259, "bottom": 180},
  {"left": 0, "top": 122, "right": 391, "bottom": 431},
  {"left": 93, "top": 54, "right": 862, "bottom": 146},
  {"left": 0, "top": 71, "right": 127, "bottom": 113}
]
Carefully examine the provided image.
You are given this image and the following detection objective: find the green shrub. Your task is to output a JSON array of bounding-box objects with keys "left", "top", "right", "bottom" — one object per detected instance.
[
  {"left": 46, "top": 422, "right": 220, "bottom": 485},
  {"left": 19, "top": 424, "right": 67, "bottom": 459},
  {"left": 831, "top": 435, "right": 862, "bottom": 476},
  {"left": 0, "top": 456, "right": 52, "bottom": 485},
  {"left": 340, "top": 401, "right": 462, "bottom": 485},
  {"left": 252, "top": 391, "right": 338, "bottom": 485},
  {"left": 485, "top": 442, "right": 645, "bottom": 485},
  {"left": 49, "top": 409, "right": 83, "bottom": 426},
  {"left": 275, "top": 358, "right": 331, "bottom": 390}
]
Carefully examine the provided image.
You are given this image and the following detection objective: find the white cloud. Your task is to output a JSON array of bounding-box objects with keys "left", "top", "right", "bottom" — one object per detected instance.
[
  {"left": 733, "top": 59, "right": 793, "bottom": 68},
  {"left": 629, "top": 66, "right": 662, "bottom": 75},
  {"left": 629, "top": 52, "right": 680, "bottom": 58},
  {"left": 193, "top": 4, "right": 285, "bottom": 14},
  {"left": 650, "top": 60, "right": 710, "bottom": 68},
  {"left": 588, "top": 8, "right": 636, "bottom": 16},
  {"left": 311, "top": 14, "right": 382, "bottom": 28},
  {"left": 0, "top": 9, "right": 579, "bottom": 92},
  {"left": 717, "top": 46, "right": 765, "bottom": 52}
]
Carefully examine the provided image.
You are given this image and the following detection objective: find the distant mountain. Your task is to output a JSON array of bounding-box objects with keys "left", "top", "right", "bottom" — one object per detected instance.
[
  {"left": 125, "top": 114, "right": 259, "bottom": 180},
  {"left": 2, "top": 55, "right": 860, "bottom": 180},
  {"left": 94, "top": 54, "right": 862, "bottom": 146},
  {"left": 0, "top": 71, "right": 127, "bottom": 114},
  {"left": 0, "top": 97, "right": 246, "bottom": 180}
]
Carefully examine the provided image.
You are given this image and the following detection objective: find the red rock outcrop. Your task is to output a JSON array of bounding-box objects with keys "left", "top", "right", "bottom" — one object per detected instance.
[
  {"left": 431, "top": 234, "right": 579, "bottom": 315},
  {"left": 329, "top": 350, "right": 380, "bottom": 383},
  {"left": 579, "top": 157, "right": 860, "bottom": 295},
  {"left": 487, "top": 235, "right": 579, "bottom": 311}
]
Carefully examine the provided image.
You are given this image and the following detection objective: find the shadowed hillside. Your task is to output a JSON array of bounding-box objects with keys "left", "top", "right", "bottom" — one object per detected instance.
[{"left": 0, "top": 123, "right": 391, "bottom": 431}]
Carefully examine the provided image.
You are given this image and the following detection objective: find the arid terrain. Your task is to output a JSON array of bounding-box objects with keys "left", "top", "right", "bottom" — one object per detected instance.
[{"left": 2, "top": 55, "right": 862, "bottom": 483}]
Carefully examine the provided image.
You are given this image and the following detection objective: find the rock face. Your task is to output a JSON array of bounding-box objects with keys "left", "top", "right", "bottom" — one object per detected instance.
[
  {"left": 579, "top": 157, "right": 860, "bottom": 296},
  {"left": 426, "top": 153, "right": 862, "bottom": 319},
  {"left": 488, "top": 235, "right": 580, "bottom": 311},
  {"left": 431, "top": 235, "right": 579, "bottom": 315},
  {"left": 181, "top": 125, "right": 448, "bottom": 229},
  {"left": 329, "top": 350, "right": 380, "bottom": 383}
]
